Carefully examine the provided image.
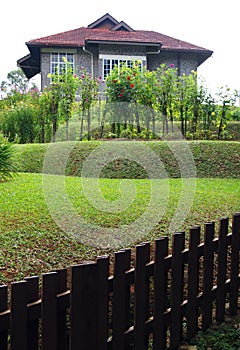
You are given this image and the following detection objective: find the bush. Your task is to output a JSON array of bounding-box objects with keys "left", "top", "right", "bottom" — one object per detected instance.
[
  {"left": 0, "top": 137, "right": 16, "bottom": 181},
  {"left": 190, "top": 320, "right": 240, "bottom": 349}
]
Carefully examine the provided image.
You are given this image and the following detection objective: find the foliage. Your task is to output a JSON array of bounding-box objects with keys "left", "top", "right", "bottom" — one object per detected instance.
[
  {"left": 190, "top": 319, "right": 240, "bottom": 349},
  {"left": 106, "top": 61, "right": 142, "bottom": 103},
  {"left": 1, "top": 65, "right": 240, "bottom": 144},
  {"left": 0, "top": 136, "right": 16, "bottom": 181},
  {"left": 0, "top": 69, "right": 37, "bottom": 97},
  {"left": 0, "top": 90, "right": 40, "bottom": 143},
  {"left": 78, "top": 68, "right": 99, "bottom": 140},
  {"left": 41, "top": 59, "right": 79, "bottom": 141}
]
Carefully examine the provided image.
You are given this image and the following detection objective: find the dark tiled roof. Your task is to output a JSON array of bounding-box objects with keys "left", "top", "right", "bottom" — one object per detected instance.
[
  {"left": 27, "top": 27, "right": 210, "bottom": 52},
  {"left": 27, "top": 28, "right": 162, "bottom": 47}
]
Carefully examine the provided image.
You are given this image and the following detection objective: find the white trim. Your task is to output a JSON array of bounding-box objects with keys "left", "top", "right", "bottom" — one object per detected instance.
[
  {"left": 42, "top": 48, "right": 77, "bottom": 53},
  {"left": 99, "top": 54, "right": 146, "bottom": 61}
]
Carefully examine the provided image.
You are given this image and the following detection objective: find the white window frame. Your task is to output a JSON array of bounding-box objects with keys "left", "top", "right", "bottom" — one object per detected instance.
[
  {"left": 99, "top": 54, "right": 146, "bottom": 80},
  {"left": 50, "top": 52, "right": 75, "bottom": 75}
]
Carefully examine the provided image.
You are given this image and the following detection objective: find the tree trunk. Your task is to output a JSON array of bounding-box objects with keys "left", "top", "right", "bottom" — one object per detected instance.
[
  {"left": 135, "top": 103, "right": 141, "bottom": 134},
  {"left": 79, "top": 111, "right": 84, "bottom": 141},
  {"left": 66, "top": 120, "right": 69, "bottom": 141},
  {"left": 41, "top": 117, "right": 45, "bottom": 143},
  {"left": 180, "top": 105, "right": 184, "bottom": 136},
  {"left": 218, "top": 102, "right": 226, "bottom": 139},
  {"left": 87, "top": 109, "right": 91, "bottom": 141},
  {"left": 52, "top": 117, "right": 57, "bottom": 142}
]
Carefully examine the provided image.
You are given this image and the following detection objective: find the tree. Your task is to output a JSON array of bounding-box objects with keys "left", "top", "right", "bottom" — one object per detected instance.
[
  {"left": 78, "top": 68, "right": 99, "bottom": 140},
  {"left": 106, "top": 61, "right": 143, "bottom": 135},
  {"left": 1, "top": 69, "right": 37, "bottom": 97},
  {"left": 216, "top": 86, "right": 236, "bottom": 139},
  {"left": 40, "top": 59, "right": 79, "bottom": 142},
  {"left": 155, "top": 64, "right": 178, "bottom": 135}
]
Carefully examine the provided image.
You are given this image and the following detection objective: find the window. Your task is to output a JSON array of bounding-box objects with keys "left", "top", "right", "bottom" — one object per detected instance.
[
  {"left": 100, "top": 55, "right": 146, "bottom": 80},
  {"left": 51, "top": 52, "right": 74, "bottom": 75}
]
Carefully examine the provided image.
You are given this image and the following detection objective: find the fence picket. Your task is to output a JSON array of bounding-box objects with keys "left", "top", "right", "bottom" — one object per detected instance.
[
  {"left": 230, "top": 213, "right": 240, "bottom": 315},
  {"left": 112, "top": 249, "right": 131, "bottom": 350},
  {"left": 153, "top": 237, "right": 169, "bottom": 350},
  {"left": 70, "top": 262, "right": 98, "bottom": 350},
  {"left": 11, "top": 280, "right": 28, "bottom": 350},
  {"left": 56, "top": 269, "right": 68, "bottom": 350},
  {"left": 216, "top": 218, "right": 228, "bottom": 323},
  {"left": 0, "top": 285, "right": 8, "bottom": 349},
  {"left": 42, "top": 272, "right": 58, "bottom": 350},
  {"left": 96, "top": 256, "right": 109, "bottom": 350},
  {"left": 133, "top": 243, "right": 150, "bottom": 350},
  {"left": 170, "top": 233, "right": 185, "bottom": 349},
  {"left": 25, "top": 276, "right": 39, "bottom": 350},
  {"left": 202, "top": 222, "right": 215, "bottom": 330},
  {"left": 187, "top": 226, "right": 200, "bottom": 339}
]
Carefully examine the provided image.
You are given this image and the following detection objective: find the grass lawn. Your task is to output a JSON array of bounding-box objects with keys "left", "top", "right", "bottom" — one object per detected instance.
[{"left": 0, "top": 172, "right": 239, "bottom": 284}]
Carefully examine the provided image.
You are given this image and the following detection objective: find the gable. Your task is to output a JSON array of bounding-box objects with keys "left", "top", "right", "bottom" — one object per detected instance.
[
  {"left": 88, "top": 13, "right": 118, "bottom": 29},
  {"left": 111, "top": 21, "right": 134, "bottom": 32}
]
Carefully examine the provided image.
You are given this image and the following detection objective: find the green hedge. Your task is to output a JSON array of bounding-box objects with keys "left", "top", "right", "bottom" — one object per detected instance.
[{"left": 13, "top": 140, "right": 240, "bottom": 179}]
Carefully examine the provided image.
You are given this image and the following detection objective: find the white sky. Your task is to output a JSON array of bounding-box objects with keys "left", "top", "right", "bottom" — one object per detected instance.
[{"left": 1, "top": 0, "right": 239, "bottom": 95}]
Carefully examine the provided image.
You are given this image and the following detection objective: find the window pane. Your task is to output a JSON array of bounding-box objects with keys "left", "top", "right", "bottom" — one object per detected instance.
[
  {"left": 52, "top": 53, "right": 58, "bottom": 62},
  {"left": 103, "top": 59, "right": 111, "bottom": 79},
  {"left": 112, "top": 60, "right": 118, "bottom": 69},
  {"left": 67, "top": 53, "right": 74, "bottom": 62},
  {"left": 51, "top": 63, "right": 58, "bottom": 74}
]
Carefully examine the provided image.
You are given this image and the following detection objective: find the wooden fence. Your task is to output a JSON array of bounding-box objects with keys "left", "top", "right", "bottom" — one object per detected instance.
[{"left": 0, "top": 213, "right": 239, "bottom": 349}]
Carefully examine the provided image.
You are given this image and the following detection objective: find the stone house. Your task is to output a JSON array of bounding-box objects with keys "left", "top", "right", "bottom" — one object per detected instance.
[{"left": 17, "top": 13, "right": 213, "bottom": 91}]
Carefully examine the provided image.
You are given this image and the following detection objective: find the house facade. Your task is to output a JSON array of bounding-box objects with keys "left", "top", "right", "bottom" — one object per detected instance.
[{"left": 17, "top": 13, "right": 213, "bottom": 91}]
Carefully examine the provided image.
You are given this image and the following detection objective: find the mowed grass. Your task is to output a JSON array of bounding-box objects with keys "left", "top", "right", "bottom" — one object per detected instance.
[{"left": 0, "top": 172, "right": 239, "bottom": 284}]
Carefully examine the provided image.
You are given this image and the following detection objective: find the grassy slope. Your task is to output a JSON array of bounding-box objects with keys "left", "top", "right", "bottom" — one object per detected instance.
[{"left": 13, "top": 140, "right": 240, "bottom": 178}]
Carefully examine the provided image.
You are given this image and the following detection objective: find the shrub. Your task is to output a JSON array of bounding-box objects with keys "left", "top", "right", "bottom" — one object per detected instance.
[{"left": 0, "top": 137, "right": 16, "bottom": 181}]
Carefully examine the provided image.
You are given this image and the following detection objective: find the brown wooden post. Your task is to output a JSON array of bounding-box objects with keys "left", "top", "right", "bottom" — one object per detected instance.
[
  {"left": 216, "top": 218, "right": 228, "bottom": 323},
  {"left": 187, "top": 226, "right": 200, "bottom": 339},
  {"left": 112, "top": 249, "right": 131, "bottom": 350},
  {"left": 42, "top": 272, "right": 58, "bottom": 350},
  {"left": 0, "top": 285, "right": 8, "bottom": 350},
  {"left": 11, "top": 280, "right": 28, "bottom": 350},
  {"left": 96, "top": 255, "right": 110, "bottom": 350},
  {"left": 170, "top": 232, "right": 185, "bottom": 349},
  {"left": 230, "top": 213, "right": 240, "bottom": 316},
  {"left": 153, "top": 237, "right": 169, "bottom": 350},
  {"left": 25, "top": 276, "right": 39, "bottom": 350},
  {"left": 70, "top": 262, "right": 98, "bottom": 350},
  {"left": 56, "top": 269, "right": 68, "bottom": 350},
  {"left": 202, "top": 222, "right": 215, "bottom": 330},
  {"left": 133, "top": 242, "right": 150, "bottom": 350}
]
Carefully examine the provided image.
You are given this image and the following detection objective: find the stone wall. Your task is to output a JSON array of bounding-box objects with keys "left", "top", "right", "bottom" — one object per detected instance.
[
  {"left": 40, "top": 45, "right": 199, "bottom": 90},
  {"left": 147, "top": 51, "right": 198, "bottom": 74}
]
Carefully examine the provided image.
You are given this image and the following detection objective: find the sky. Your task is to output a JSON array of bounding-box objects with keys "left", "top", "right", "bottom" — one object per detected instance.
[{"left": 1, "top": 0, "right": 239, "bottom": 96}]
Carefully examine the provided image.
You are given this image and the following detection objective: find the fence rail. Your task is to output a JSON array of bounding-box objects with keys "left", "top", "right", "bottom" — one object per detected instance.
[{"left": 0, "top": 213, "right": 239, "bottom": 349}]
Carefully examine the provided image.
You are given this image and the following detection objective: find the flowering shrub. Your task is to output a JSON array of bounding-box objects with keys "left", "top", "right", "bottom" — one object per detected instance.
[
  {"left": 78, "top": 68, "right": 99, "bottom": 112},
  {"left": 106, "top": 62, "right": 142, "bottom": 102}
]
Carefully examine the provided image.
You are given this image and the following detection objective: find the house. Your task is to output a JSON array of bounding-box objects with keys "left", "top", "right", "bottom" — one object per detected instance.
[{"left": 17, "top": 13, "right": 213, "bottom": 91}]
